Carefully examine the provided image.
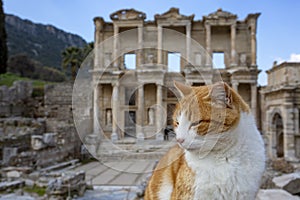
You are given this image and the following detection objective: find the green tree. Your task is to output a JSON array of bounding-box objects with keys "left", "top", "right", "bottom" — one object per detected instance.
[
  {"left": 61, "top": 46, "right": 82, "bottom": 80},
  {"left": 61, "top": 42, "right": 94, "bottom": 80},
  {"left": 0, "top": 0, "right": 7, "bottom": 74}
]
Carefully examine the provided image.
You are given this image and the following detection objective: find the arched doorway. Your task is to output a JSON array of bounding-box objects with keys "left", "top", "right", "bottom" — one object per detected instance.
[{"left": 273, "top": 113, "right": 284, "bottom": 157}]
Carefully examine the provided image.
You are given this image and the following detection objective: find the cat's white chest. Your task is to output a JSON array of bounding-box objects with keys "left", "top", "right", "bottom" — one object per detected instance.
[
  {"left": 184, "top": 113, "right": 265, "bottom": 200},
  {"left": 187, "top": 154, "right": 252, "bottom": 200}
]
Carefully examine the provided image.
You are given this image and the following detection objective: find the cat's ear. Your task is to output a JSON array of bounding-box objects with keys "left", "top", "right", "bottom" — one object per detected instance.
[
  {"left": 209, "top": 82, "right": 233, "bottom": 109},
  {"left": 174, "top": 81, "right": 192, "bottom": 97}
]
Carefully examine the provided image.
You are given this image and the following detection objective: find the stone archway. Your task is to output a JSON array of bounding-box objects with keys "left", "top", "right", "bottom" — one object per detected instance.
[{"left": 273, "top": 113, "right": 284, "bottom": 157}]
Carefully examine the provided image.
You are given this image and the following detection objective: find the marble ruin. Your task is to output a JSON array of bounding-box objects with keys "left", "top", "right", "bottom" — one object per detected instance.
[
  {"left": 92, "top": 8, "right": 261, "bottom": 142},
  {"left": 90, "top": 8, "right": 300, "bottom": 163},
  {"left": 261, "top": 62, "right": 300, "bottom": 162}
]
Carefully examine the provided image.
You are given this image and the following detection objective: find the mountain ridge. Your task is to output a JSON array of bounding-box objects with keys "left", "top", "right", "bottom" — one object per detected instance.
[{"left": 5, "top": 13, "right": 87, "bottom": 69}]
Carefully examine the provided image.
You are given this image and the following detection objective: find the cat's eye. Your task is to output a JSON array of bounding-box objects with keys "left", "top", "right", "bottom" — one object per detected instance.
[
  {"left": 174, "top": 121, "right": 179, "bottom": 126},
  {"left": 190, "top": 120, "right": 202, "bottom": 128}
]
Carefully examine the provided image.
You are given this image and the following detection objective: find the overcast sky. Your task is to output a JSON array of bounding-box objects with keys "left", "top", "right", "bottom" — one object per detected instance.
[{"left": 3, "top": 0, "right": 300, "bottom": 86}]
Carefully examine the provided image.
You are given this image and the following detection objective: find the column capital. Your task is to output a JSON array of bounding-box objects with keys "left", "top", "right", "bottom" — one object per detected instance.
[
  {"left": 156, "top": 83, "right": 162, "bottom": 88},
  {"left": 186, "top": 22, "right": 192, "bottom": 29},
  {"left": 231, "top": 22, "right": 237, "bottom": 29},
  {"left": 112, "top": 82, "right": 119, "bottom": 87}
]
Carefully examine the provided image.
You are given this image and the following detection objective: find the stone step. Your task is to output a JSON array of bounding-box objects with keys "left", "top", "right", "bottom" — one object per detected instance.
[{"left": 97, "top": 151, "right": 165, "bottom": 162}]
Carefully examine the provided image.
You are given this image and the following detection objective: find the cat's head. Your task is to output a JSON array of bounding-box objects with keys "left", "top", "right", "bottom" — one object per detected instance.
[{"left": 173, "top": 81, "right": 249, "bottom": 153}]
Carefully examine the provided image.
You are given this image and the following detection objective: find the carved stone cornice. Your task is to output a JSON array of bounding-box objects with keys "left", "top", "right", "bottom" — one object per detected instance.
[
  {"left": 204, "top": 8, "right": 237, "bottom": 20},
  {"left": 155, "top": 7, "right": 194, "bottom": 21},
  {"left": 110, "top": 9, "right": 146, "bottom": 21}
]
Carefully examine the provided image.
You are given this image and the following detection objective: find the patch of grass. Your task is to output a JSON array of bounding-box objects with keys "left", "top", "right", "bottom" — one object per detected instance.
[
  {"left": 0, "top": 73, "right": 29, "bottom": 86},
  {"left": 0, "top": 72, "right": 56, "bottom": 89},
  {"left": 23, "top": 185, "right": 46, "bottom": 196}
]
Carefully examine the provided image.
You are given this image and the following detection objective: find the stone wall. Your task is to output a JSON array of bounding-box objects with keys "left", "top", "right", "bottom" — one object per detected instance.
[
  {"left": 0, "top": 81, "right": 33, "bottom": 117},
  {"left": 0, "top": 81, "right": 82, "bottom": 168},
  {"left": 43, "top": 83, "right": 82, "bottom": 162},
  {"left": 0, "top": 117, "right": 46, "bottom": 166}
]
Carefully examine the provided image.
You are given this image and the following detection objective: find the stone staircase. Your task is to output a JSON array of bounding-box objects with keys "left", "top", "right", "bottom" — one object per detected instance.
[{"left": 94, "top": 138, "right": 176, "bottom": 162}]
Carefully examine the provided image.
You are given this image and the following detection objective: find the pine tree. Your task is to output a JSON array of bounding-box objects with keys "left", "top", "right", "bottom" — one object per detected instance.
[{"left": 0, "top": 0, "right": 7, "bottom": 74}]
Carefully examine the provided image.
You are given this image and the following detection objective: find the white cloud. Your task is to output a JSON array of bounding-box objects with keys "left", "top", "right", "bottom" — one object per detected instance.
[
  {"left": 289, "top": 53, "right": 300, "bottom": 62},
  {"left": 274, "top": 53, "right": 300, "bottom": 64}
]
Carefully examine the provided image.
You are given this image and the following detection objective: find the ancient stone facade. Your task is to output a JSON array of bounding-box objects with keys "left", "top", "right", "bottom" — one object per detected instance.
[
  {"left": 261, "top": 62, "right": 300, "bottom": 162},
  {"left": 92, "top": 8, "right": 260, "bottom": 140}
]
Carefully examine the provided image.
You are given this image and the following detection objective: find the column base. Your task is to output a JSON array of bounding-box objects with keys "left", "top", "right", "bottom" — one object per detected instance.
[{"left": 111, "top": 132, "right": 118, "bottom": 142}]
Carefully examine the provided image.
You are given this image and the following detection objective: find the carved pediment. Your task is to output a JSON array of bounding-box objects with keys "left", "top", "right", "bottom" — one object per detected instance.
[
  {"left": 205, "top": 8, "right": 237, "bottom": 20},
  {"left": 110, "top": 9, "right": 146, "bottom": 21},
  {"left": 155, "top": 7, "right": 194, "bottom": 21}
]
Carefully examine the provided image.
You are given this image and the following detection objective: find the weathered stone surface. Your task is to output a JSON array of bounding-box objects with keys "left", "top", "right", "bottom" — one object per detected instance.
[
  {"left": 273, "top": 172, "right": 300, "bottom": 195},
  {"left": 43, "top": 133, "right": 57, "bottom": 147},
  {"left": 0, "top": 81, "right": 33, "bottom": 117},
  {"left": 6, "top": 170, "right": 21, "bottom": 179},
  {"left": 2, "top": 147, "right": 18, "bottom": 165},
  {"left": 256, "top": 189, "right": 300, "bottom": 200},
  {"left": 0, "top": 193, "right": 35, "bottom": 200},
  {"left": 0, "top": 180, "right": 25, "bottom": 192},
  {"left": 46, "top": 171, "right": 86, "bottom": 198},
  {"left": 31, "top": 135, "right": 45, "bottom": 150}
]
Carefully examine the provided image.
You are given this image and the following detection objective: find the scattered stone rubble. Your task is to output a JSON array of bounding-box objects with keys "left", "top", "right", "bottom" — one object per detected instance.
[
  {"left": 258, "top": 158, "right": 300, "bottom": 199},
  {"left": 0, "top": 160, "right": 86, "bottom": 200},
  {"left": 0, "top": 81, "right": 83, "bottom": 199},
  {"left": 256, "top": 189, "right": 300, "bottom": 200},
  {"left": 273, "top": 172, "right": 300, "bottom": 195},
  {"left": 47, "top": 171, "right": 86, "bottom": 199}
]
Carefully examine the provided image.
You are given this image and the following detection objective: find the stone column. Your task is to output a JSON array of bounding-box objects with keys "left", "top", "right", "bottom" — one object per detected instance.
[
  {"left": 93, "top": 19, "right": 102, "bottom": 69},
  {"left": 111, "top": 83, "right": 119, "bottom": 141},
  {"left": 138, "top": 24, "right": 144, "bottom": 67},
  {"left": 137, "top": 85, "right": 144, "bottom": 140},
  {"left": 266, "top": 109, "right": 276, "bottom": 159},
  {"left": 231, "top": 80, "right": 239, "bottom": 92},
  {"left": 94, "top": 39, "right": 100, "bottom": 70},
  {"left": 157, "top": 25, "right": 163, "bottom": 64},
  {"left": 283, "top": 105, "right": 298, "bottom": 161},
  {"left": 93, "top": 83, "right": 101, "bottom": 135},
  {"left": 231, "top": 23, "right": 237, "bottom": 66},
  {"left": 113, "top": 24, "right": 119, "bottom": 68},
  {"left": 250, "top": 22, "right": 257, "bottom": 67},
  {"left": 205, "top": 23, "right": 211, "bottom": 67},
  {"left": 186, "top": 22, "right": 191, "bottom": 64},
  {"left": 251, "top": 83, "right": 257, "bottom": 120},
  {"left": 156, "top": 84, "right": 164, "bottom": 140}
]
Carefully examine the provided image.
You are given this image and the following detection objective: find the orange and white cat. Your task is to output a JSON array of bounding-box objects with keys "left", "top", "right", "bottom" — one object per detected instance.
[{"left": 145, "top": 82, "right": 265, "bottom": 200}]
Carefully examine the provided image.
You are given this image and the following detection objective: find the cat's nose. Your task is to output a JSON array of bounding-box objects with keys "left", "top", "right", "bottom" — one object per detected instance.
[{"left": 176, "top": 138, "right": 185, "bottom": 144}]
